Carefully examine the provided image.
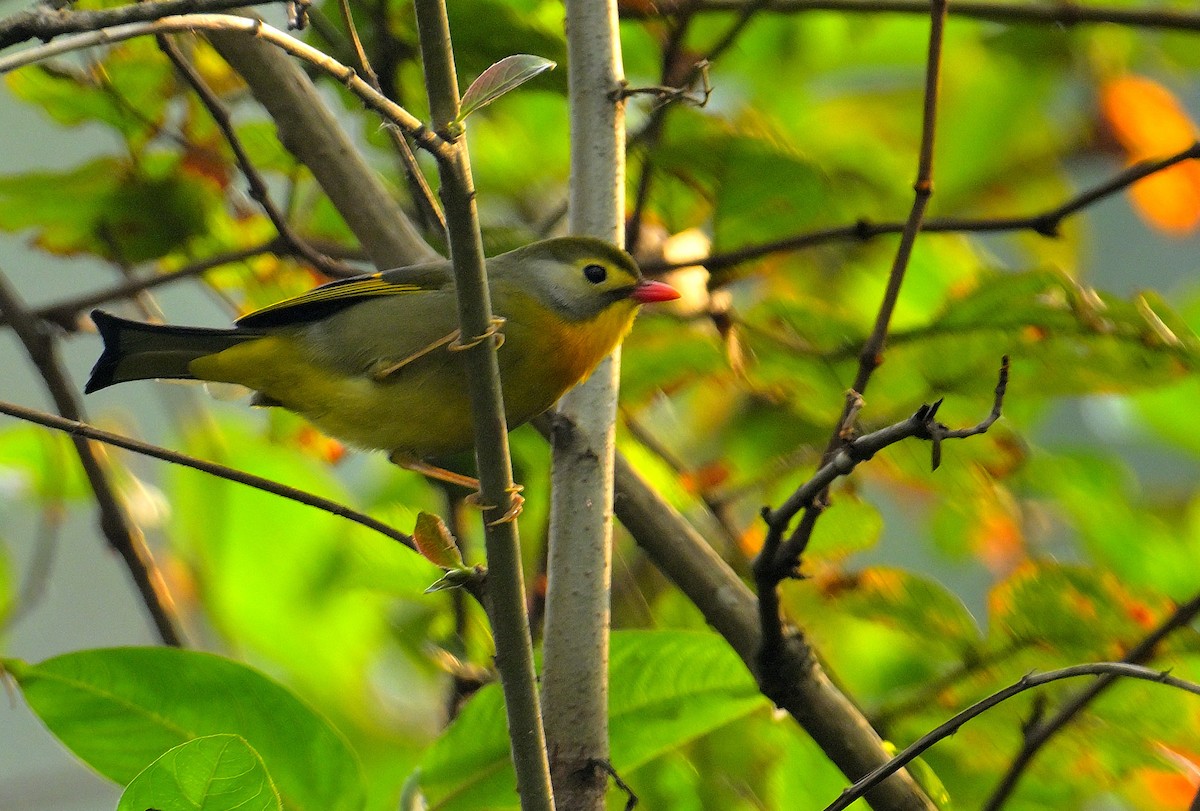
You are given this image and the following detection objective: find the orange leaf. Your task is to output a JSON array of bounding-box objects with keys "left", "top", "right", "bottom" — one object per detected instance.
[
  {"left": 1128, "top": 161, "right": 1200, "bottom": 235},
  {"left": 1099, "top": 74, "right": 1200, "bottom": 235},
  {"left": 970, "top": 502, "right": 1024, "bottom": 574},
  {"left": 1100, "top": 75, "right": 1196, "bottom": 156}
]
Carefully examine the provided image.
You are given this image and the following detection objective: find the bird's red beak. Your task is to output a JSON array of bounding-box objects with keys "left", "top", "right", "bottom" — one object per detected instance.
[{"left": 629, "top": 278, "right": 681, "bottom": 304}]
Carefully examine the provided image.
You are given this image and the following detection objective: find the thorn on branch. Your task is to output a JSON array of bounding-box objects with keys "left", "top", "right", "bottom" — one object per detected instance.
[
  {"left": 1032, "top": 216, "right": 1060, "bottom": 238},
  {"left": 921, "top": 356, "right": 1010, "bottom": 470},
  {"left": 615, "top": 59, "right": 712, "bottom": 109}
]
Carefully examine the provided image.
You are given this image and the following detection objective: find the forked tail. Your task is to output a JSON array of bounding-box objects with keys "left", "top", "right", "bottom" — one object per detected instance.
[{"left": 85, "top": 310, "right": 259, "bottom": 393}]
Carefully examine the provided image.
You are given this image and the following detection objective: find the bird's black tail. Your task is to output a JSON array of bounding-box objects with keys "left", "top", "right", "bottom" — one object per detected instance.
[{"left": 85, "top": 310, "right": 258, "bottom": 393}]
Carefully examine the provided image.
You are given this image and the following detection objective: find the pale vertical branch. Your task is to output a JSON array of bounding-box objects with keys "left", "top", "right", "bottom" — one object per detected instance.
[
  {"left": 541, "top": 0, "right": 625, "bottom": 807},
  {"left": 412, "top": 1, "right": 555, "bottom": 808}
]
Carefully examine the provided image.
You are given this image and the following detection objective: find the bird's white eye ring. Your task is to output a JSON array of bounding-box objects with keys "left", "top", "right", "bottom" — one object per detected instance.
[{"left": 583, "top": 263, "right": 607, "bottom": 284}]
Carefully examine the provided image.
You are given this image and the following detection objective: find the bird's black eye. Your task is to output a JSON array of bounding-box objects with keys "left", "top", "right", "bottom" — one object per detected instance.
[{"left": 583, "top": 263, "right": 607, "bottom": 284}]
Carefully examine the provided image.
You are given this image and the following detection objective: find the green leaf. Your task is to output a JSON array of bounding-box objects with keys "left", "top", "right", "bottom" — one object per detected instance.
[
  {"left": 6, "top": 39, "right": 173, "bottom": 143},
  {"left": 459, "top": 55, "right": 556, "bottom": 121},
  {"left": 0, "top": 422, "right": 89, "bottom": 500},
  {"left": 0, "top": 154, "right": 210, "bottom": 262},
  {"left": 0, "top": 539, "right": 11, "bottom": 630},
  {"left": 6, "top": 647, "right": 365, "bottom": 811},
  {"left": 169, "top": 417, "right": 446, "bottom": 725},
  {"left": 827, "top": 568, "right": 982, "bottom": 655},
  {"left": 116, "top": 734, "right": 282, "bottom": 811},
  {"left": 608, "top": 630, "right": 764, "bottom": 773},
  {"left": 417, "top": 630, "right": 763, "bottom": 809},
  {"left": 424, "top": 568, "right": 479, "bottom": 594}
]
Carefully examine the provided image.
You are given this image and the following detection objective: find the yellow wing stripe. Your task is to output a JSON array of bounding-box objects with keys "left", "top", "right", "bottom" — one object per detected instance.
[{"left": 239, "top": 277, "right": 423, "bottom": 324}]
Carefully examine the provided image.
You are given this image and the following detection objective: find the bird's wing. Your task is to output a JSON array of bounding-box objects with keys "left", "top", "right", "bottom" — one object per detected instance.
[{"left": 236, "top": 263, "right": 451, "bottom": 329}]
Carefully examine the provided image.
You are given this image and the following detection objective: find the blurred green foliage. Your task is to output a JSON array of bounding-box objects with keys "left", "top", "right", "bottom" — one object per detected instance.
[{"left": 3, "top": 0, "right": 1200, "bottom": 809}]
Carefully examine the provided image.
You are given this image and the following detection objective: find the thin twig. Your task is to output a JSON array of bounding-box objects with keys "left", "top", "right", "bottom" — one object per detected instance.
[
  {"left": 982, "top": 591, "right": 1200, "bottom": 811},
  {"left": 849, "top": 0, "right": 945, "bottom": 396},
  {"left": 0, "top": 399, "right": 417, "bottom": 552},
  {"left": 754, "top": 0, "right": 950, "bottom": 623},
  {"left": 640, "top": 142, "right": 1200, "bottom": 276},
  {"left": 823, "top": 662, "right": 1200, "bottom": 811},
  {"left": 156, "top": 34, "right": 358, "bottom": 278},
  {"left": 760, "top": 356, "right": 1008, "bottom": 575},
  {"left": 0, "top": 0, "right": 279, "bottom": 50},
  {"left": 412, "top": 0, "right": 553, "bottom": 806},
  {"left": 0, "top": 275, "right": 184, "bottom": 645},
  {"left": 627, "top": 0, "right": 766, "bottom": 251},
  {"left": 621, "top": 0, "right": 1200, "bottom": 34},
  {"left": 0, "top": 14, "right": 450, "bottom": 161},
  {"left": 334, "top": 0, "right": 446, "bottom": 238}
]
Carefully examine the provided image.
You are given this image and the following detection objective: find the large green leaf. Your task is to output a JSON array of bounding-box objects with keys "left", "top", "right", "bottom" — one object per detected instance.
[
  {"left": 7, "top": 647, "right": 364, "bottom": 811},
  {"left": 117, "top": 734, "right": 282, "bottom": 811},
  {"left": 416, "top": 630, "right": 764, "bottom": 809}
]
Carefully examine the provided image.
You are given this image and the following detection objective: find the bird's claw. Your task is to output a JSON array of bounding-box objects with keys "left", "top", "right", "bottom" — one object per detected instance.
[{"left": 465, "top": 484, "right": 525, "bottom": 525}]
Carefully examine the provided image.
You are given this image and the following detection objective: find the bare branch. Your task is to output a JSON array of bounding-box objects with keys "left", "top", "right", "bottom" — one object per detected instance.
[
  {"left": 622, "top": 0, "right": 1200, "bottom": 34},
  {"left": 0, "top": 14, "right": 448, "bottom": 158},
  {"left": 982, "top": 590, "right": 1200, "bottom": 811},
  {"left": 0, "top": 399, "right": 418, "bottom": 552},
  {"left": 156, "top": 34, "right": 358, "bottom": 278},
  {"left": 824, "top": 663, "right": 1200, "bottom": 811},
  {"left": 753, "top": 0, "right": 950, "bottom": 675},
  {"left": 0, "top": 274, "right": 184, "bottom": 645},
  {"left": 0, "top": 0, "right": 280, "bottom": 50},
  {"left": 641, "top": 143, "right": 1200, "bottom": 277}
]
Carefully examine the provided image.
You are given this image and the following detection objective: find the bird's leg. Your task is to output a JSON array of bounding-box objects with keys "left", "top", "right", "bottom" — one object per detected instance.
[
  {"left": 448, "top": 316, "right": 506, "bottom": 352},
  {"left": 388, "top": 452, "right": 524, "bottom": 524},
  {"left": 389, "top": 452, "right": 480, "bottom": 490},
  {"left": 372, "top": 330, "right": 459, "bottom": 382}
]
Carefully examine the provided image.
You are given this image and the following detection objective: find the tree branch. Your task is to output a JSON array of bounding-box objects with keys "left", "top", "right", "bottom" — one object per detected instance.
[
  {"left": 0, "top": 0, "right": 280, "bottom": 50},
  {"left": 824, "top": 663, "right": 1200, "bottom": 811},
  {"left": 751, "top": 0, "right": 949, "bottom": 730},
  {"left": 0, "top": 275, "right": 183, "bottom": 646},
  {"left": 641, "top": 142, "right": 1200, "bottom": 276},
  {"left": 412, "top": 1, "right": 554, "bottom": 807},
  {"left": 622, "top": 0, "right": 1200, "bottom": 34},
  {"left": 759, "top": 357, "right": 1008, "bottom": 579},
  {"left": 0, "top": 399, "right": 417, "bottom": 552},
  {"left": 541, "top": 1, "right": 626, "bottom": 806},
  {"left": 982, "top": 590, "right": 1200, "bottom": 811}
]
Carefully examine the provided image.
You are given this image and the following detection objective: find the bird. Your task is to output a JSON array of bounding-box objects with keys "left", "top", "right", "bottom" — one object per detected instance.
[{"left": 85, "top": 237, "right": 679, "bottom": 479}]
